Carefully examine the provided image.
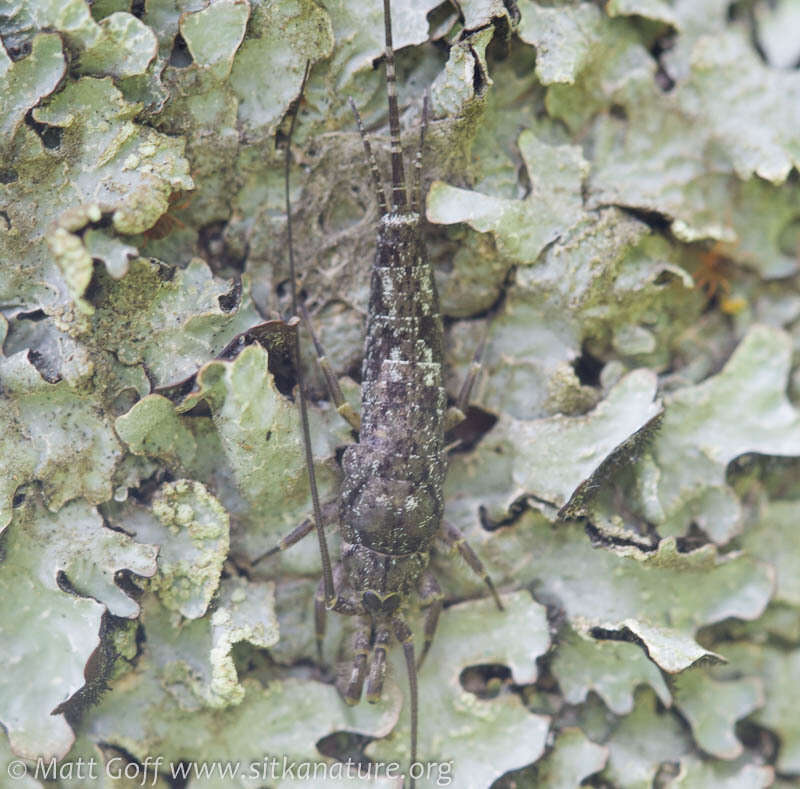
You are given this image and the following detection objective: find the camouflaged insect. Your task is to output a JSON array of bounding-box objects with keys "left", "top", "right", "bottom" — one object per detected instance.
[{"left": 263, "top": 2, "right": 504, "bottom": 783}]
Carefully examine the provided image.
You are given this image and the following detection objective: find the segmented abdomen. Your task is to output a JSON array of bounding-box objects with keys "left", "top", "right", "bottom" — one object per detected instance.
[{"left": 339, "top": 213, "right": 446, "bottom": 555}]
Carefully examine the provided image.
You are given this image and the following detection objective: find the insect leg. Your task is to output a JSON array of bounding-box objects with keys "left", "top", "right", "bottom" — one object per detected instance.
[
  {"left": 366, "top": 624, "right": 391, "bottom": 703},
  {"left": 444, "top": 333, "right": 489, "bottom": 432},
  {"left": 252, "top": 517, "right": 315, "bottom": 564},
  {"left": 252, "top": 499, "right": 338, "bottom": 566},
  {"left": 315, "top": 564, "right": 361, "bottom": 661},
  {"left": 392, "top": 616, "right": 419, "bottom": 788},
  {"left": 298, "top": 302, "right": 361, "bottom": 431},
  {"left": 314, "top": 578, "right": 327, "bottom": 663},
  {"left": 410, "top": 92, "right": 429, "bottom": 215},
  {"left": 455, "top": 332, "right": 488, "bottom": 414},
  {"left": 343, "top": 617, "right": 372, "bottom": 705},
  {"left": 442, "top": 521, "right": 504, "bottom": 610},
  {"left": 416, "top": 570, "right": 443, "bottom": 670},
  {"left": 284, "top": 60, "right": 335, "bottom": 606}
]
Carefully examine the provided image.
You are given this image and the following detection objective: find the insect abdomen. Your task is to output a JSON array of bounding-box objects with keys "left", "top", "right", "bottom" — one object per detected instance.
[{"left": 340, "top": 213, "right": 446, "bottom": 555}]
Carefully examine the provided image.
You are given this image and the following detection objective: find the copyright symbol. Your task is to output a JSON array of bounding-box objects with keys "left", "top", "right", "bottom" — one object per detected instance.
[{"left": 7, "top": 760, "right": 27, "bottom": 779}]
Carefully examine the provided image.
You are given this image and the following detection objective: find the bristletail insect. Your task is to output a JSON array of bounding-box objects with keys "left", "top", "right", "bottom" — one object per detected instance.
[{"left": 257, "top": 1, "right": 504, "bottom": 784}]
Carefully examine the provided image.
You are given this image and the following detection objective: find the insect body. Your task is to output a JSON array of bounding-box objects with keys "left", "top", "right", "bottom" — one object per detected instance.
[{"left": 264, "top": 1, "right": 503, "bottom": 782}]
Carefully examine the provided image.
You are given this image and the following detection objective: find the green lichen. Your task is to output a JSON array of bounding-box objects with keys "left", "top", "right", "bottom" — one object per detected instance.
[
  {"left": 179, "top": 0, "right": 249, "bottom": 75},
  {"left": 672, "top": 756, "right": 774, "bottom": 789},
  {"left": 90, "top": 257, "right": 260, "bottom": 387},
  {"left": 444, "top": 368, "right": 662, "bottom": 523},
  {"left": 716, "top": 643, "right": 800, "bottom": 774},
  {"left": 440, "top": 510, "right": 772, "bottom": 674},
  {"left": 428, "top": 130, "right": 589, "bottom": 265},
  {"left": 636, "top": 325, "right": 800, "bottom": 542},
  {"left": 672, "top": 668, "right": 763, "bottom": 759},
  {"left": 0, "top": 31, "right": 64, "bottom": 145},
  {"left": 601, "top": 689, "right": 691, "bottom": 788},
  {"left": 147, "top": 479, "right": 229, "bottom": 619},
  {"left": 78, "top": 12, "right": 157, "bottom": 78},
  {"left": 367, "top": 592, "right": 551, "bottom": 787},
  {"left": 3, "top": 0, "right": 800, "bottom": 784},
  {"left": 552, "top": 627, "right": 671, "bottom": 715},
  {"left": 0, "top": 345, "right": 123, "bottom": 528},
  {"left": 115, "top": 393, "right": 198, "bottom": 469},
  {"left": 740, "top": 500, "right": 800, "bottom": 606},
  {"left": 533, "top": 727, "right": 608, "bottom": 787},
  {"left": 0, "top": 493, "right": 156, "bottom": 760}
]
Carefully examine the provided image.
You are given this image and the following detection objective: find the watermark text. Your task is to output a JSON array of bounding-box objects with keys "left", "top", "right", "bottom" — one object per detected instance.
[{"left": 7, "top": 754, "right": 454, "bottom": 786}]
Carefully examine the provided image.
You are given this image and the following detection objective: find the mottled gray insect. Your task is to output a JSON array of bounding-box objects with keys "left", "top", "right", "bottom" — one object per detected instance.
[{"left": 259, "top": 1, "right": 504, "bottom": 783}]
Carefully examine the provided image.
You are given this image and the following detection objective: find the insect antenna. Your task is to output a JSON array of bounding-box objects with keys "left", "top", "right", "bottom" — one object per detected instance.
[
  {"left": 348, "top": 97, "right": 388, "bottom": 216},
  {"left": 394, "top": 618, "right": 418, "bottom": 787},
  {"left": 283, "top": 61, "right": 335, "bottom": 606},
  {"left": 382, "top": 0, "right": 407, "bottom": 211},
  {"left": 410, "top": 92, "right": 428, "bottom": 214}
]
